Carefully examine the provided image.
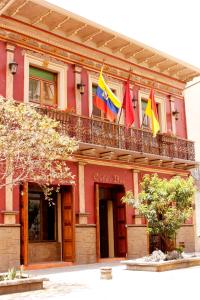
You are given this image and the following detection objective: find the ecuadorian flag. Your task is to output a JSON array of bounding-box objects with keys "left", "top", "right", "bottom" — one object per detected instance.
[{"left": 94, "top": 68, "right": 121, "bottom": 122}]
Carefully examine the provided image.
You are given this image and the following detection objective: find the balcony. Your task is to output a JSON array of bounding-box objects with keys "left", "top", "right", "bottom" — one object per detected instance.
[{"left": 36, "top": 107, "right": 195, "bottom": 166}]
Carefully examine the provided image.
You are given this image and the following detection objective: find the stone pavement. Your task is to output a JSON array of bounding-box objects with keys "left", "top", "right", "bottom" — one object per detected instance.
[{"left": 1, "top": 261, "right": 200, "bottom": 300}]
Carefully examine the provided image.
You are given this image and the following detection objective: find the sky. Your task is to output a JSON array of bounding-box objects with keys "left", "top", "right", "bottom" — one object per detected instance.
[{"left": 46, "top": 0, "right": 200, "bottom": 70}]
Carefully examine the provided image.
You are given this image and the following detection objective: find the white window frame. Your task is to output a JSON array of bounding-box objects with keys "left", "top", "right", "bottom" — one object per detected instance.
[
  {"left": 88, "top": 72, "right": 123, "bottom": 121},
  {"left": 24, "top": 54, "right": 67, "bottom": 110},
  {"left": 138, "top": 90, "right": 166, "bottom": 133}
]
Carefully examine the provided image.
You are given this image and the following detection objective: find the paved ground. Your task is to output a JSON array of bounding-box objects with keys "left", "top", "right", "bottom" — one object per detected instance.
[{"left": 1, "top": 261, "right": 200, "bottom": 300}]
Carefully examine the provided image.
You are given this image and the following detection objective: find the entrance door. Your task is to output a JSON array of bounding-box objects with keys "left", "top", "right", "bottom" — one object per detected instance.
[
  {"left": 99, "top": 199, "right": 108, "bottom": 258},
  {"left": 20, "top": 183, "right": 28, "bottom": 266},
  {"left": 113, "top": 189, "right": 127, "bottom": 257},
  {"left": 61, "top": 186, "right": 75, "bottom": 262},
  {"left": 20, "top": 184, "right": 75, "bottom": 265},
  {"left": 95, "top": 184, "right": 127, "bottom": 260}
]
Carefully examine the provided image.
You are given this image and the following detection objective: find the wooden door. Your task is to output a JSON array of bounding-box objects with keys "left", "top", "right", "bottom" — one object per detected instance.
[
  {"left": 20, "top": 183, "right": 28, "bottom": 266},
  {"left": 95, "top": 183, "right": 100, "bottom": 261},
  {"left": 62, "top": 186, "right": 75, "bottom": 262},
  {"left": 114, "top": 189, "right": 127, "bottom": 257},
  {"left": 99, "top": 199, "right": 108, "bottom": 258}
]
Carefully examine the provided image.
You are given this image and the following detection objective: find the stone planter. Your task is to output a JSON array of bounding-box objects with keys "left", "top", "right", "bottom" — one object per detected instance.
[
  {"left": 122, "top": 256, "right": 200, "bottom": 272},
  {"left": 0, "top": 276, "right": 48, "bottom": 295}
]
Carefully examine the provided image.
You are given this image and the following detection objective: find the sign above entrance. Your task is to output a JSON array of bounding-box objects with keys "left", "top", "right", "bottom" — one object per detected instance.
[{"left": 93, "top": 173, "right": 123, "bottom": 184}]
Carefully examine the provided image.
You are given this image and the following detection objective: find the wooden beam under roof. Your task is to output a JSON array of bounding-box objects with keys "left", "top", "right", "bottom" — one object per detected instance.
[
  {"left": 137, "top": 53, "right": 156, "bottom": 64},
  {"left": 65, "top": 23, "right": 87, "bottom": 37},
  {"left": 50, "top": 16, "right": 70, "bottom": 31},
  {"left": 31, "top": 9, "right": 52, "bottom": 25},
  {"left": 10, "top": 0, "right": 29, "bottom": 17},
  {"left": 0, "top": 0, "right": 16, "bottom": 15},
  {"left": 96, "top": 36, "right": 116, "bottom": 48},
  {"left": 81, "top": 29, "right": 102, "bottom": 42},
  {"left": 112, "top": 42, "right": 129, "bottom": 53},
  {"left": 125, "top": 47, "right": 144, "bottom": 59},
  {"left": 2, "top": 0, "right": 200, "bottom": 82}
]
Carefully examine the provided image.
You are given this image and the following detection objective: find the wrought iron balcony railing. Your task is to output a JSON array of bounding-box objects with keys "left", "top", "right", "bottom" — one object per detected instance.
[{"left": 36, "top": 107, "right": 195, "bottom": 162}]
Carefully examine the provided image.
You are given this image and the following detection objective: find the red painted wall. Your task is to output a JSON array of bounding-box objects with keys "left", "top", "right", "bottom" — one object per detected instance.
[
  {"left": 166, "top": 95, "right": 173, "bottom": 133},
  {"left": 132, "top": 87, "right": 187, "bottom": 137},
  {"left": 81, "top": 68, "right": 89, "bottom": 116},
  {"left": 84, "top": 164, "right": 133, "bottom": 224},
  {"left": 174, "top": 97, "right": 187, "bottom": 138},
  {"left": 0, "top": 41, "right": 6, "bottom": 97},
  {"left": 67, "top": 64, "right": 76, "bottom": 112},
  {"left": 13, "top": 46, "right": 24, "bottom": 102}
]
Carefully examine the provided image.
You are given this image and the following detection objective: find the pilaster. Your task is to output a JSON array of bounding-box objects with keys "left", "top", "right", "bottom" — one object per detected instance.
[
  {"left": 74, "top": 65, "right": 82, "bottom": 115},
  {"left": 77, "top": 162, "right": 88, "bottom": 224},
  {"left": 4, "top": 43, "right": 16, "bottom": 224},
  {"left": 132, "top": 169, "right": 142, "bottom": 225}
]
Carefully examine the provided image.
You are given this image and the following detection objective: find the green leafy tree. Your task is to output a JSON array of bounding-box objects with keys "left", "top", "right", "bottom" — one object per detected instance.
[{"left": 122, "top": 174, "right": 195, "bottom": 252}]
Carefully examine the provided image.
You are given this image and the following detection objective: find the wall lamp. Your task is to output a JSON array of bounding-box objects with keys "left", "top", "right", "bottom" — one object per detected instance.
[
  {"left": 132, "top": 96, "right": 137, "bottom": 109},
  {"left": 77, "top": 82, "right": 85, "bottom": 95},
  {"left": 172, "top": 108, "right": 180, "bottom": 121},
  {"left": 9, "top": 61, "right": 18, "bottom": 75}
]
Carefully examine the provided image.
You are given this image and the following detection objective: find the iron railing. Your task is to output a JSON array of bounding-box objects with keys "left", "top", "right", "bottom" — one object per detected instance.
[{"left": 36, "top": 107, "right": 195, "bottom": 161}]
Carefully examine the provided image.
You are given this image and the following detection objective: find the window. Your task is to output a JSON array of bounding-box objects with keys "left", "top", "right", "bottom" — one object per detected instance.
[
  {"left": 92, "top": 84, "right": 101, "bottom": 117},
  {"left": 28, "top": 189, "right": 57, "bottom": 242},
  {"left": 141, "top": 98, "right": 160, "bottom": 130},
  {"left": 141, "top": 98, "right": 149, "bottom": 128},
  {"left": 29, "top": 66, "right": 57, "bottom": 106},
  {"left": 89, "top": 73, "right": 123, "bottom": 120},
  {"left": 139, "top": 91, "right": 166, "bottom": 133},
  {"left": 24, "top": 53, "right": 67, "bottom": 109}
]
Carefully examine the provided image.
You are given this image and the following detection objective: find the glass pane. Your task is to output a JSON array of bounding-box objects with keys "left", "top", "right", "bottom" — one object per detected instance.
[
  {"left": 92, "top": 84, "right": 97, "bottom": 96},
  {"left": 28, "top": 199, "right": 40, "bottom": 241},
  {"left": 43, "top": 82, "right": 55, "bottom": 106},
  {"left": 29, "top": 79, "right": 40, "bottom": 103},
  {"left": 141, "top": 99, "right": 149, "bottom": 128},
  {"left": 42, "top": 199, "right": 56, "bottom": 241}
]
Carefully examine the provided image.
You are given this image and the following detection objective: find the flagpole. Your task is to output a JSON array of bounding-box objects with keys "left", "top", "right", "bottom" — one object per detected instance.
[{"left": 118, "top": 107, "right": 123, "bottom": 124}]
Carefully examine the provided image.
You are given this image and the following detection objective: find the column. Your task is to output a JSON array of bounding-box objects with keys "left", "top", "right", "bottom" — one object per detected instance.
[
  {"left": 78, "top": 162, "right": 88, "bottom": 224},
  {"left": 170, "top": 96, "right": 176, "bottom": 135},
  {"left": 133, "top": 170, "right": 142, "bottom": 225},
  {"left": 3, "top": 43, "right": 17, "bottom": 224},
  {"left": 74, "top": 65, "right": 82, "bottom": 115}
]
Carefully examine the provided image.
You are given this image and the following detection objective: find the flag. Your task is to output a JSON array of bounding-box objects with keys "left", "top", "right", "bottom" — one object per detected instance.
[
  {"left": 94, "top": 68, "right": 121, "bottom": 122},
  {"left": 145, "top": 89, "right": 160, "bottom": 137},
  {"left": 122, "top": 79, "right": 134, "bottom": 129}
]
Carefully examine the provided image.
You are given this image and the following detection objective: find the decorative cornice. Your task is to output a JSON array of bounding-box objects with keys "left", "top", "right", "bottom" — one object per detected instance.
[{"left": 0, "top": 17, "right": 184, "bottom": 97}]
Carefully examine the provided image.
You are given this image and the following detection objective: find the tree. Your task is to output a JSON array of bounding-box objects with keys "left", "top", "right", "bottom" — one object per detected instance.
[
  {"left": 0, "top": 96, "right": 78, "bottom": 200},
  {"left": 121, "top": 174, "right": 195, "bottom": 252}
]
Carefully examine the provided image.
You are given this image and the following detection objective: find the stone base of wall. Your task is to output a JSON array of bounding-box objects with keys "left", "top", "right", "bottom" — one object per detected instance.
[
  {"left": 75, "top": 225, "right": 96, "bottom": 264},
  {"left": 0, "top": 225, "right": 20, "bottom": 272},
  {"left": 127, "top": 225, "right": 148, "bottom": 259},
  {"left": 176, "top": 225, "right": 195, "bottom": 252},
  {"left": 28, "top": 242, "right": 61, "bottom": 264}
]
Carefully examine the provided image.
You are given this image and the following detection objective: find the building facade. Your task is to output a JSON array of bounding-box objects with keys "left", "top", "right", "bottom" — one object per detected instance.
[{"left": 0, "top": 0, "right": 199, "bottom": 271}]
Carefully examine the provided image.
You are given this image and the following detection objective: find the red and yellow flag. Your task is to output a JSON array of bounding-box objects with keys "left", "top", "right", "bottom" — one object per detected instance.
[
  {"left": 122, "top": 79, "right": 135, "bottom": 129},
  {"left": 145, "top": 89, "right": 160, "bottom": 137}
]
